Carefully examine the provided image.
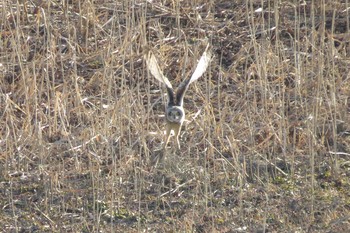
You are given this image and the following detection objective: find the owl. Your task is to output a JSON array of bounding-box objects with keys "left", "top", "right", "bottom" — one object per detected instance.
[{"left": 145, "top": 45, "right": 211, "bottom": 150}]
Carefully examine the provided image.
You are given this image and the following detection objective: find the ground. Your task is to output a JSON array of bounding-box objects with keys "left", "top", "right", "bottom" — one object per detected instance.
[{"left": 0, "top": 0, "right": 350, "bottom": 232}]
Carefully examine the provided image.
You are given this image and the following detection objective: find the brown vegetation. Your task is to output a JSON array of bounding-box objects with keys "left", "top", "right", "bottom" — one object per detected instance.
[{"left": 1, "top": 0, "right": 350, "bottom": 232}]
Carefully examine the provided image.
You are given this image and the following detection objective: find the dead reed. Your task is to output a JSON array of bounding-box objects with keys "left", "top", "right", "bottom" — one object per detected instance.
[{"left": 0, "top": 0, "right": 349, "bottom": 232}]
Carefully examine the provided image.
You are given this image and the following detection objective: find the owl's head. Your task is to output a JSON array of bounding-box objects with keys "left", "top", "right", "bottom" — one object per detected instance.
[{"left": 166, "top": 106, "right": 185, "bottom": 123}]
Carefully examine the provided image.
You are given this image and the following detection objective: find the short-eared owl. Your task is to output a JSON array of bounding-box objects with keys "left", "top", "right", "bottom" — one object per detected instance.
[{"left": 145, "top": 45, "right": 211, "bottom": 149}]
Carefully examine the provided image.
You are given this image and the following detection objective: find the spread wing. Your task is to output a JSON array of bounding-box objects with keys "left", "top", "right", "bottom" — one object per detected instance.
[
  {"left": 176, "top": 46, "right": 211, "bottom": 106},
  {"left": 144, "top": 52, "right": 175, "bottom": 105},
  {"left": 144, "top": 52, "right": 173, "bottom": 89}
]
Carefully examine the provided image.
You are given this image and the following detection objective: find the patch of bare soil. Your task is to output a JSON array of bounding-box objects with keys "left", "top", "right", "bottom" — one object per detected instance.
[{"left": 1, "top": 0, "right": 350, "bottom": 232}]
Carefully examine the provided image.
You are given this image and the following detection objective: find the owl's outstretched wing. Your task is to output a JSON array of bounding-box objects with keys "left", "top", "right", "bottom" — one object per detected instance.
[
  {"left": 144, "top": 52, "right": 175, "bottom": 106},
  {"left": 144, "top": 52, "right": 173, "bottom": 88},
  {"left": 176, "top": 46, "right": 211, "bottom": 106}
]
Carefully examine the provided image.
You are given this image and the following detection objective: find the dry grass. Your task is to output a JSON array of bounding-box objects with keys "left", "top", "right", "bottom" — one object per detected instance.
[{"left": 1, "top": 0, "right": 350, "bottom": 232}]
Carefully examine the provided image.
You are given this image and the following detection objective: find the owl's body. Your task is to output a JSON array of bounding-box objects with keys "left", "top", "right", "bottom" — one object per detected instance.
[
  {"left": 145, "top": 45, "right": 211, "bottom": 150},
  {"left": 165, "top": 105, "right": 185, "bottom": 149}
]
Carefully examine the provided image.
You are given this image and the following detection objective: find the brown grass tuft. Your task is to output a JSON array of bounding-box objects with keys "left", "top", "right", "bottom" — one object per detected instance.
[{"left": 1, "top": 0, "right": 349, "bottom": 232}]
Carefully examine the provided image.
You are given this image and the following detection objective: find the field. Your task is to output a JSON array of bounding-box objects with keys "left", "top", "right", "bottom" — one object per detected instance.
[{"left": 1, "top": 0, "right": 350, "bottom": 232}]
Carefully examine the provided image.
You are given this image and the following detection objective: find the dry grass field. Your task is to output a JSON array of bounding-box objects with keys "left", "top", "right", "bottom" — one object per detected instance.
[{"left": 1, "top": 0, "right": 350, "bottom": 232}]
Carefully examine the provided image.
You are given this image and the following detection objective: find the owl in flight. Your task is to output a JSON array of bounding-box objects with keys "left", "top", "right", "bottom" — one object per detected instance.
[{"left": 145, "top": 45, "right": 211, "bottom": 150}]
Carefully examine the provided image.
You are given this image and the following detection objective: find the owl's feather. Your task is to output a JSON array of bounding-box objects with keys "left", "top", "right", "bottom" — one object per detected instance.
[
  {"left": 188, "top": 46, "right": 212, "bottom": 85},
  {"left": 176, "top": 46, "right": 211, "bottom": 106},
  {"left": 145, "top": 45, "right": 211, "bottom": 107},
  {"left": 144, "top": 53, "right": 173, "bottom": 89},
  {"left": 145, "top": 52, "right": 176, "bottom": 105}
]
